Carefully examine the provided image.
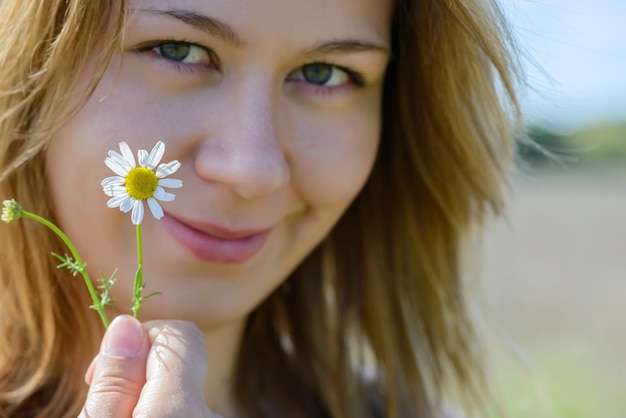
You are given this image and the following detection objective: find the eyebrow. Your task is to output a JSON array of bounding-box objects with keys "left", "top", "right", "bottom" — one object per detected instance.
[
  {"left": 137, "top": 8, "right": 246, "bottom": 47},
  {"left": 303, "top": 40, "right": 389, "bottom": 56},
  {"left": 135, "top": 8, "right": 389, "bottom": 56}
]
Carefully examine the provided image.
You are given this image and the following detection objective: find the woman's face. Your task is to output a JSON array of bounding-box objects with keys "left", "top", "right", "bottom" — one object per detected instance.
[{"left": 47, "top": 0, "right": 391, "bottom": 327}]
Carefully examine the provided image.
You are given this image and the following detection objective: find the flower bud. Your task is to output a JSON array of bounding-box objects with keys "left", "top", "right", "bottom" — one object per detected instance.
[{"left": 1, "top": 199, "right": 23, "bottom": 223}]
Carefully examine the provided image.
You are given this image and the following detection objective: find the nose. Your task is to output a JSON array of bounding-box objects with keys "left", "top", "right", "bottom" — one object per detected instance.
[{"left": 193, "top": 81, "right": 290, "bottom": 199}]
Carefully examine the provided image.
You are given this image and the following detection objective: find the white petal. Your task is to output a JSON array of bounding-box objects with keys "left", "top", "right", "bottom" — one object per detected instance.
[
  {"left": 138, "top": 149, "right": 149, "bottom": 167},
  {"left": 153, "top": 186, "right": 176, "bottom": 201},
  {"left": 120, "top": 196, "right": 135, "bottom": 213},
  {"left": 108, "top": 150, "right": 134, "bottom": 171},
  {"left": 105, "top": 156, "right": 130, "bottom": 176},
  {"left": 147, "top": 197, "right": 164, "bottom": 220},
  {"left": 107, "top": 194, "right": 130, "bottom": 208},
  {"left": 118, "top": 142, "right": 136, "bottom": 167},
  {"left": 156, "top": 160, "right": 181, "bottom": 178},
  {"left": 131, "top": 200, "right": 145, "bottom": 225},
  {"left": 103, "top": 185, "right": 127, "bottom": 197},
  {"left": 101, "top": 176, "right": 125, "bottom": 188},
  {"left": 158, "top": 178, "right": 183, "bottom": 188},
  {"left": 146, "top": 141, "right": 165, "bottom": 169}
]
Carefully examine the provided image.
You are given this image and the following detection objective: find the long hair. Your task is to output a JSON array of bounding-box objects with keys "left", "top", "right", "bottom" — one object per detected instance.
[
  {"left": 0, "top": 1, "right": 125, "bottom": 416},
  {"left": 0, "top": 0, "right": 520, "bottom": 417},
  {"left": 235, "top": 0, "right": 520, "bottom": 417}
]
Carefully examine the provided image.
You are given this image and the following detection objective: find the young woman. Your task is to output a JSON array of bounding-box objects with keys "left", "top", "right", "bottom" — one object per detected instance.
[{"left": 0, "top": 0, "right": 520, "bottom": 416}]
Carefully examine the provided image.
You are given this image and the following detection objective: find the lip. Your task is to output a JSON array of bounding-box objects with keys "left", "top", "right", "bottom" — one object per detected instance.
[{"left": 161, "top": 214, "right": 271, "bottom": 263}]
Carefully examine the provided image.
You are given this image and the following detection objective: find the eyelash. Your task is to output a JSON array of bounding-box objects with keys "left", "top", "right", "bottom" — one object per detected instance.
[
  {"left": 134, "top": 39, "right": 217, "bottom": 74},
  {"left": 134, "top": 40, "right": 367, "bottom": 93},
  {"left": 289, "top": 62, "right": 366, "bottom": 95}
]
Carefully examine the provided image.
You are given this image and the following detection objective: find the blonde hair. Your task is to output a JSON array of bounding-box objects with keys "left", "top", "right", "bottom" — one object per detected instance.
[
  {"left": 0, "top": 1, "right": 125, "bottom": 416},
  {"left": 0, "top": 0, "right": 520, "bottom": 417}
]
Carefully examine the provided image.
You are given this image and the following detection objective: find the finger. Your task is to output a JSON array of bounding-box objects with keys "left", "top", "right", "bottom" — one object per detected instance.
[
  {"left": 84, "top": 354, "right": 99, "bottom": 386},
  {"left": 133, "top": 320, "right": 213, "bottom": 417},
  {"left": 79, "top": 315, "right": 149, "bottom": 418}
]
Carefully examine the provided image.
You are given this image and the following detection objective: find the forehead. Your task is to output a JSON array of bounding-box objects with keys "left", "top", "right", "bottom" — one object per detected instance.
[{"left": 129, "top": 0, "right": 393, "bottom": 45}]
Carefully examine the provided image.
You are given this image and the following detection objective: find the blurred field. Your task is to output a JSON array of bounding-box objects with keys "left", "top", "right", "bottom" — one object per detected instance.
[{"left": 480, "top": 171, "right": 626, "bottom": 418}]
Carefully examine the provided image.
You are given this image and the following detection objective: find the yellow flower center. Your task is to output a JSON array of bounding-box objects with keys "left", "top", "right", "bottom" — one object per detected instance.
[{"left": 125, "top": 167, "right": 158, "bottom": 200}]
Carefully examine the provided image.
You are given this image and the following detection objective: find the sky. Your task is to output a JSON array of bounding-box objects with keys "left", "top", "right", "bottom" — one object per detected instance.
[{"left": 503, "top": 0, "right": 626, "bottom": 129}]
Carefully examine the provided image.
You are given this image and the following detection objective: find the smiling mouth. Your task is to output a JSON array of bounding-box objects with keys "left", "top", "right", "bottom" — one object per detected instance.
[{"left": 161, "top": 214, "right": 271, "bottom": 263}]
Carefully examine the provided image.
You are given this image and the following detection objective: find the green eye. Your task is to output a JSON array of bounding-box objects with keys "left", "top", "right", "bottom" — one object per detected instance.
[
  {"left": 295, "top": 62, "right": 352, "bottom": 87},
  {"left": 148, "top": 41, "right": 211, "bottom": 66},
  {"left": 158, "top": 42, "right": 191, "bottom": 62},
  {"left": 302, "top": 63, "right": 333, "bottom": 85}
]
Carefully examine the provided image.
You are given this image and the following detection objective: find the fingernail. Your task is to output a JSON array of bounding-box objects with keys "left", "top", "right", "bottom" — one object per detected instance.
[{"left": 103, "top": 315, "right": 144, "bottom": 358}]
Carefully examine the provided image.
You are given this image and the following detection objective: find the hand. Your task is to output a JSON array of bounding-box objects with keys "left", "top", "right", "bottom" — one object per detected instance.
[{"left": 80, "top": 315, "right": 220, "bottom": 418}]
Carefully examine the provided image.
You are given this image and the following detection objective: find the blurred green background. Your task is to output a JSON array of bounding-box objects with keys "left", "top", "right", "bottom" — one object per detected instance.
[
  {"left": 481, "top": 121, "right": 626, "bottom": 418},
  {"left": 482, "top": 2, "right": 626, "bottom": 416}
]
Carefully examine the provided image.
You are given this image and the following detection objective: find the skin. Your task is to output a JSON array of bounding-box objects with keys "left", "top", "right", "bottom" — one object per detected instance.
[{"left": 47, "top": 0, "right": 392, "bottom": 415}]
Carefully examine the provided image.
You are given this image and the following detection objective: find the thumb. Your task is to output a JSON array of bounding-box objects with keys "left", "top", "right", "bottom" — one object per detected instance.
[
  {"left": 133, "top": 320, "right": 214, "bottom": 417},
  {"left": 80, "top": 315, "right": 149, "bottom": 418}
]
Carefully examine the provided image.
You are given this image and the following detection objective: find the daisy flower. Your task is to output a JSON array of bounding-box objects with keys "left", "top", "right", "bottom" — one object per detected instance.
[{"left": 101, "top": 141, "right": 182, "bottom": 225}]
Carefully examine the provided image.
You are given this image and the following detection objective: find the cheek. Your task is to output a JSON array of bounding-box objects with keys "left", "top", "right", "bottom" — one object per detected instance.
[
  {"left": 47, "top": 130, "right": 108, "bottom": 228},
  {"left": 45, "top": 60, "right": 175, "bottom": 224},
  {"left": 56, "top": 56, "right": 180, "bottom": 150},
  {"left": 46, "top": 86, "right": 120, "bottom": 222},
  {"left": 45, "top": 90, "right": 139, "bottom": 278},
  {"left": 46, "top": 128, "right": 115, "bottom": 262},
  {"left": 287, "top": 109, "right": 381, "bottom": 207}
]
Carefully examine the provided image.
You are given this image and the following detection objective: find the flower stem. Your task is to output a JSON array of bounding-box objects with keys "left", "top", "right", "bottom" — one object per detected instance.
[
  {"left": 21, "top": 211, "right": 110, "bottom": 327},
  {"left": 132, "top": 223, "right": 143, "bottom": 318}
]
